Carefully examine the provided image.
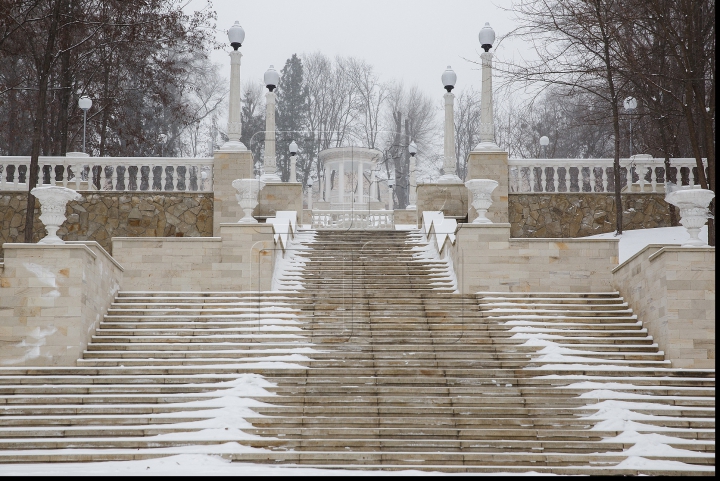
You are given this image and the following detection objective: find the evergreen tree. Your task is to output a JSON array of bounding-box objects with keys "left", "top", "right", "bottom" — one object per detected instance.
[{"left": 276, "top": 54, "right": 309, "bottom": 182}]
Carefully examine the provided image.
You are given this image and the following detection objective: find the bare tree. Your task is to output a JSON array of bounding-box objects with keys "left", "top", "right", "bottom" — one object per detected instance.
[{"left": 453, "top": 87, "right": 481, "bottom": 179}]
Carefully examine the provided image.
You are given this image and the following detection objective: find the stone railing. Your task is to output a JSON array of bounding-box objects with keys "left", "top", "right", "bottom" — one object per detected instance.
[
  {"left": 508, "top": 156, "right": 707, "bottom": 194},
  {"left": 0, "top": 155, "right": 214, "bottom": 192},
  {"left": 311, "top": 209, "right": 393, "bottom": 229},
  {"left": 329, "top": 192, "right": 370, "bottom": 205}
]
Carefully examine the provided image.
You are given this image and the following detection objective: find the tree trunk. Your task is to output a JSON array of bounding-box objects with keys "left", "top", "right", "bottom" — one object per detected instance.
[{"left": 24, "top": 0, "right": 64, "bottom": 243}]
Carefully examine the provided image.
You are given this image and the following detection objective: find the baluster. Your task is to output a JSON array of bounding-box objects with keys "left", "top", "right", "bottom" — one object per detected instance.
[
  {"left": 601, "top": 166, "right": 608, "bottom": 192},
  {"left": 181, "top": 165, "right": 188, "bottom": 191},
  {"left": 637, "top": 163, "right": 646, "bottom": 192},
  {"left": 61, "top": 161, "right": 67, "bottom": 187},
  {"left": 123, "top": 164, "right": 130, "bottom": 191},
  {"left": 0, "top": 164, "right": 5, "bottom": 190},
  {"left": 650, "top": 164, "right": 658, "bottom": 192},
  {"left": 150, "top": 164, "right": 156, "bottom": 190},
  {"left": 207, "top": 167, "right": 213, "bottom": 192},
  {"left": 74, "top": 164, "right": 82, "bottom": 190},
  {"left": 552, "top": 166, "right": 559, "bottom": 192},
  {"left": 540, "top": 165, "right": 546, "bottom": 192}
]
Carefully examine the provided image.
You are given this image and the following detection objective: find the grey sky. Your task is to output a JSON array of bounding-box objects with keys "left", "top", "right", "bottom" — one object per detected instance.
[{"left": 185, "top": 0, "right": 519, "bottom": 99}]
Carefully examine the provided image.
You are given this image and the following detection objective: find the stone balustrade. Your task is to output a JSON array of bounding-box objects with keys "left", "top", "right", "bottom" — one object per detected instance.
[
  {"left": 311, "top": 209, "right": 393, "bottom": 230},
  {"left": 0, "top": 156, "right": 213, "bottom": 193},
  {"left": 508, "top": 156, "right": 707, "bottom": 194}
]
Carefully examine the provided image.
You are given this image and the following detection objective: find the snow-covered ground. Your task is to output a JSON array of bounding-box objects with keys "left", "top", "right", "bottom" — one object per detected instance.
[{"left": 583, "top": 225, "right": 708, "bottom": 263}]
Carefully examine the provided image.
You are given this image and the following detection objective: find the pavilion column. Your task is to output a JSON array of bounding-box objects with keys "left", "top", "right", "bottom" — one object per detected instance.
[
  {"left": 357, "top": 162, "right": 364, "bottom": 203},
  {"left": 325, "top": 168, "right": 331, "bottom": 201},
  {"left": 339, "top": 162, "right": 345, "bottom": 204}
]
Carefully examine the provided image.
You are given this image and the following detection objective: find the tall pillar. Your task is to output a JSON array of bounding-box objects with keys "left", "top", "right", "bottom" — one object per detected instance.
[
  {"left": 290, "top": 155, "right": 297, "bottom": 183},
  {"left": 370, "top": 170, "right": 377, "bottom": 200},
  {"left": 261, "top": 91, "right": 280, "bottom": 182},
  {"left": 438, "top": 91, "right": 461, "bottom": 183},
  {"left": 223, "top": 50, "right": 245, "bottom": 149},
  {"left": 476, "top": 51, "right": 497, "bottom": 148}
]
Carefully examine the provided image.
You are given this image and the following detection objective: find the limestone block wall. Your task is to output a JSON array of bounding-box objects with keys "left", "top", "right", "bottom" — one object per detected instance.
[
  {"left": 212, "top": 149, "right": 254, "bottom": 233},
  {"left": 466, "top": 150, "right": 509, "bottom": 223},
  {"left": 112, "top": 223, "right": 275, "bottom": 292},
  {"left": 0, "top": 242, "right": 123, "bottom": 366},
  {"left": 393, "top": 209, "right": 417, "bottom": 226},
  {"left": 256, "top": 183, "right": 303, "bottom": 223},
  {"left": 509, "top": 193, "right": 678, "bottom": 238},
  {"left": 450, "top": 223, "right": 618, "bottom": 293},
  {"left": 612, "top": 245, "right": 715, "bottom": 369},
  {"left": 0, "top": 192, "right": 213, "bottom": 258}
]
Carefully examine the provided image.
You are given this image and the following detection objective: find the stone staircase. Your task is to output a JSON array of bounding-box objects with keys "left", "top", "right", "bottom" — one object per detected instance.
[{"left": 0, "top": 229, "right": 714, "bottom": 474}]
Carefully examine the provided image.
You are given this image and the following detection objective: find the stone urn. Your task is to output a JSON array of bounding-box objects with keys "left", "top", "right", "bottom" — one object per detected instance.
[
  {"left": 232, "top": 178, "right": 262, "bottom": 223},
  {"left": 31, "top": 185, "right": 83, "bottom": 245},
  {"left": 465, "top": 179, "right": 499, "bottom": 224},
  {"left": 665, "top": 187, "right": 715, "bottom": 247}
]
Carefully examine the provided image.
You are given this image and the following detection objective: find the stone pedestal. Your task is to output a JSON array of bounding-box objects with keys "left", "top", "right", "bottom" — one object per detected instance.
[
  {"left": 255, "top": 182, "right": 303, "bottom": 223},
  {"left": 416, "top": 183, "right": 468, "bottom": 223},
  {"left": 466, "top": 148, "right": 509, "bottom": 223},
  {"left": 212, "top": 149, "right": 254, "bottom": 234},
  {"left": 0, "top": 242, "right": 124, "bottom": 366}
]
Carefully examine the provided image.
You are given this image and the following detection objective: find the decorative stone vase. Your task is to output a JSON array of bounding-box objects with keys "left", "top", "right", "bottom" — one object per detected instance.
[
  {"left": 465, "top": 179, "right": 499, "bottom": 224},
  {"left": 232, "top": 178, "right": 262, "bottom": 223},
  {"left": 665, "top": 187, "right": 715, "bottom": 247},
  {"left": 31, "top": 185, "right": 83, "bottom": 245}
]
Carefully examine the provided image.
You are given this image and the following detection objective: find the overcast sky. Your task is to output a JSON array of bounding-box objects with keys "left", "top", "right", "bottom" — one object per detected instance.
[{"left": 185, "top": 0, "right": 520, "bottom": 99}]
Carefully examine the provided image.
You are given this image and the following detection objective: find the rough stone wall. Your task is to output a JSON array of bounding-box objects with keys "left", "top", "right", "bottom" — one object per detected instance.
[
  {"left": 1, "top": 192, "right": 213, "bottom": 258},
  {"left": 509, "top": 193, "right": 679, "bottom": 238}
]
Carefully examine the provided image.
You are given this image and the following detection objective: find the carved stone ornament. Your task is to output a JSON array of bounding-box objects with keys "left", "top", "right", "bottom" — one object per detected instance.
[
  {"left": 665, "top": 187, "right": 715, "bottom": 247},
  {"left": 465, "top": 179, "right": 499, "bottom": 224},
  {"left": 232, "top": 178, "right": 263, "bottom": 223},
  {"left": 31, "top": 185, "right": 83, "bottom": 244}
]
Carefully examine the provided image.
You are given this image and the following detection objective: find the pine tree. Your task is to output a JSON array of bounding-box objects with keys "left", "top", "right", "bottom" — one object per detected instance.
[{"left": 276, "top": 54, "right": 309, "bottom": 182}]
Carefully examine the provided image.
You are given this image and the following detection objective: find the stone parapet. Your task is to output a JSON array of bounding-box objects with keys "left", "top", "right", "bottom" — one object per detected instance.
[
  {"left": 450, "top": 223, "right": 618, "bottom": 293},
  {"left": 0, "top": 192, "right": 213, "bottom": 258},
  {"left": 0, "top": 242, "right": 123, "bottom": 366},
  {"left": 112, "top": 223, "right": 275, "bottom": 292},
  {"left": 416, "top": 184, "right": 468, "bottom": 222},
  {"left": 393, "top": 209, "right": 417, "bottom": 226},
  {"left": 612, "top": 245, "right": 715, "bottom": 369},
  {"left": 509, "top": 193, "right": 679, "bottom": 238}
]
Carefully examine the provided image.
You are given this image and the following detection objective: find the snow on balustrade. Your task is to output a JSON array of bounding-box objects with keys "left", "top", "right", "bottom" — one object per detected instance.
[
  {"left": 0, "top": 155, "right": 213, "bottom": 192},
  {"left": 508, "top": 156, "right": 708, "bottom": 194}
]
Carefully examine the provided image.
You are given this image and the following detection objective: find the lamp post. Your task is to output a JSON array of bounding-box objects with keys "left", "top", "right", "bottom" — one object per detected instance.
[
  {"left": 388, "top": 176, "right": 395, "bottom": 209},
  {"left": 475, "top": 22, "right": 498, "bottom": 150},
  {"left": 438, "top": 66, "right": 462, "bottom": 183},
  {"left": 623, "top": 96, "right": 637, "bottom": 157},
  {"left": 158, "top": 133, "right": 167, "bottom": 157},
  {"left": 222, "top": 21, "right": 247, "bottom": 150},
  {"left": 261, "top": 65, "right": 281, "bottom": 182},
  {"left": 539, "top": 135, "right": 549, "bottom": 158},
  {"left": 407, "top": 141, "right": 417, "bottom": 209},
  {"left": 307, "top": 178, "right": 313, "bottom": 210},
  {"left": 289, "top": 140, "right": 298, "bottom": 182},
  {"left": 78, "top": 96, "right": 92, "bottom": 154}
]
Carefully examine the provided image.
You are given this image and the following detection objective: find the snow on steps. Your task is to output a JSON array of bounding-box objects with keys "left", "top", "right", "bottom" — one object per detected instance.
[{"left": 0, "top": 230, "right": 714, "bottom": 475}]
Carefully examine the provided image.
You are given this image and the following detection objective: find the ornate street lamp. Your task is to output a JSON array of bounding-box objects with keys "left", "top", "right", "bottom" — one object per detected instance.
[
  {"left": 475, "top": 22, "right": 499, "bottom": 150},
  {"left": 261, "top": 65, "right": 281, "bottom": 182},
  {"left": 289, "top": 140, "right": 298, "bottom": 182},
  {"left": 222, "top": 21, "right": 247, "bottom": 150},
  {"left": 624, "top": 96, "right": 637, "bottom": 157},
  {"left": 439, "top": 67, "right": 461, "bottom": 183},
  {"left": 539, "top": 135, "right": 549, "bottom": 158},
  {"left": 78, "top": 96, "right": 92, "bottom": 154},
  {"left": 407, "top": 141, "right": 418, "bottom": 209}
]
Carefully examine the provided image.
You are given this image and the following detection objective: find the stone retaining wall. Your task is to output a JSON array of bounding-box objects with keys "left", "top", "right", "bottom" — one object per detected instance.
[
  {"left": 1, "top": 192, "right": 213, "bottom": 258},
  {"left": 509, "top": 193, "right": 679, "bottom": 238}
]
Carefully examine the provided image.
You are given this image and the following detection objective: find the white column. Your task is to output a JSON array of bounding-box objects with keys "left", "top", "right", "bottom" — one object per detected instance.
[
  {"left": 338, "top": 162, "right": 345, "bottom": 205},
  {"left": 438, "top": 91, "right": 462, "bottom": 183},
  {"left": 325, "top": 168, "right": 331, "bottom": 201},
  {"left": 261, "top": 91, "right": 280, "bottom": 182},
  {"left": 407, "top": 155, "right": 417, "bottom": 209},
  {"left": 221, "top": 50, "right": 247, "bottom": 150},
  {"left": 476, "top": 51, "right": 498, "bottom": 149},
  {"left": 370, "top": 170, "right": 377, "bottom": 201},
  {"left": 290, "top": 154, "right": 297, "bottom": 182},
  {"left": 357, "top": 161, "right": 364, "bottom": 203}
]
